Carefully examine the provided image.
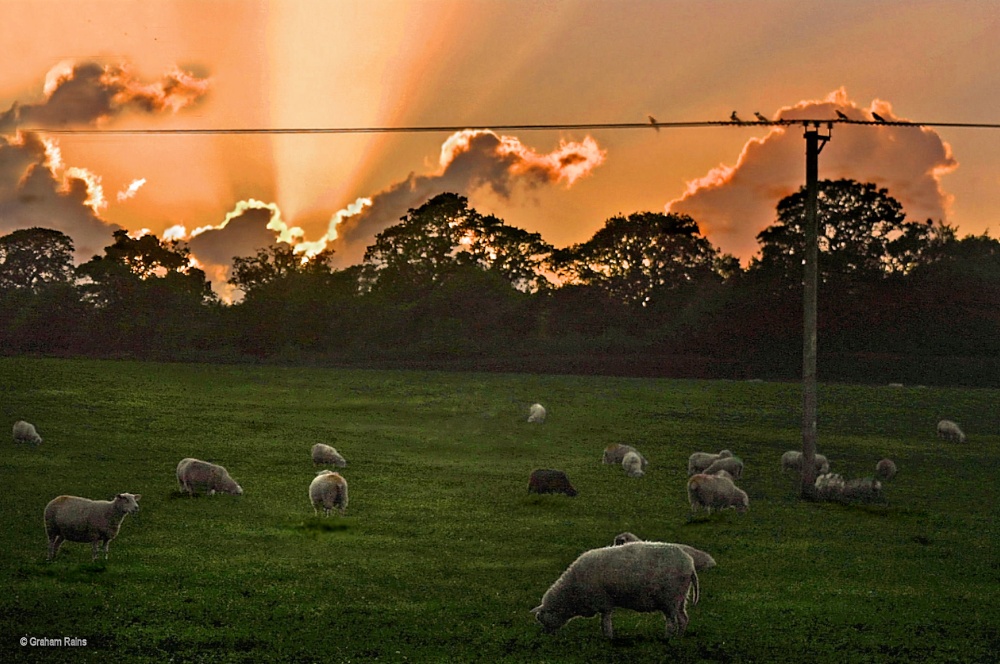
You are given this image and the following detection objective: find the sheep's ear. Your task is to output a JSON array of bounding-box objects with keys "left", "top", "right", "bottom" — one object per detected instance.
[
  {"left": 530, "top": 606, "right": 542, "bottom": 614},
  {"left": 133, "top": 494, "right": 142, "bottom": 501}
]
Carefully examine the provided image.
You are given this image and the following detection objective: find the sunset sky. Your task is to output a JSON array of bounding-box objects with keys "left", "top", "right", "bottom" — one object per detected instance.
[{"left": 2, "top": 0, "right": 999, "bottom": 295}]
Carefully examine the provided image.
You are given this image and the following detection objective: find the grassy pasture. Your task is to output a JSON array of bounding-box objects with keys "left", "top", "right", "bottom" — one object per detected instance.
[{"left": 1, "top": 357, "right": 998, "bottom": 663}]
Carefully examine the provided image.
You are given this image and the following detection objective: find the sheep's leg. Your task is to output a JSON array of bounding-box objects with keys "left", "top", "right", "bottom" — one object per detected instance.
[
  {"left": 675, "top": 600, "right": 690, "bottom": 636},
  {"left": 48, "top": 535, "right": 63, "bottom": 561},
  {"left": 601, "top": 611, "right": 614, "bottom": 639},
  {"left": 662, "top": 610, "right": 677, "bottom": 638},
  {"left": 91, "top": 540, "right": 101, "bottom": 561}
]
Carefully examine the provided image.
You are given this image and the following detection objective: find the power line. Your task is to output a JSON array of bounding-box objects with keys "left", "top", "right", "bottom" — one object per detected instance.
[{"left": 20, "top": 118, "right": 1000, "bottom": 136}]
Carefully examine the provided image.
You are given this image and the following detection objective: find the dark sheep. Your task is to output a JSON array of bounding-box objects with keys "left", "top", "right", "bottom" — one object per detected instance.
[{"left": 528, "top": 469, "right": 578, "bottom": 497}]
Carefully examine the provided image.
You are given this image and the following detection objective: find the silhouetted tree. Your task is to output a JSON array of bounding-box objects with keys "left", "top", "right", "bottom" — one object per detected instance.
[
  {"left": 0, "top": 227, "right": 76, "bottom": 291},
  {"left": 752, "top": 179, "right": 933, "bottom": 284},
  {"left": 227, "top": 243, "right": 359, "bottom": 356},
  {"left": 76, "top": 230, "right": 216, "bottom": 354},
  {"left": 552, "top": 212, "right": 736, "bottom": 307},
  {"left": 363, "top": 193, "right": 553, "bottom": 298},
  {"left": 228, "top": 243, "right": 338, "bottom": 300}
]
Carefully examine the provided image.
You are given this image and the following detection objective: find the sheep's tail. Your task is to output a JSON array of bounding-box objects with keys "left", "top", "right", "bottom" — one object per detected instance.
[{"left": 687, "top": 570, "right": 700, "bottom": 607}]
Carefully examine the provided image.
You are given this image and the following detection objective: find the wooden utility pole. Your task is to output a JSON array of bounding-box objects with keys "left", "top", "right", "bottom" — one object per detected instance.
[{"left": 800, "top": 122, "right": 831, "bottom": 499}]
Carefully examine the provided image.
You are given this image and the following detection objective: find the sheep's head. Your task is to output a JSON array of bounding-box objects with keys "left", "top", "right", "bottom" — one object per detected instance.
[
  {"left": 613, "top": 532, "right": 641, "bottom": 546},
  {"left": 531, "top": 605, "right": 569, "bottom": 633},
  {"left": 115, "top": 493, "right": 141, "bottom": 514},
  {"left": 736, "top": 491, "right": 750, "bottom": 513}
]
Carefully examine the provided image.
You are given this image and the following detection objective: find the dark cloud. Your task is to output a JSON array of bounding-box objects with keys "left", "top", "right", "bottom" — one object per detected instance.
[
  {"left": 327, "top": 130, "right": 605, "bottom": 265},
  {"left": 186, "top": 207, "right": 280, "bottom": 268},
  {"left": 0, "top": 61, "right": 210, "bottom": 132},
  {"left": 0, "top": 133, "right": 120, "bottom": 260}
]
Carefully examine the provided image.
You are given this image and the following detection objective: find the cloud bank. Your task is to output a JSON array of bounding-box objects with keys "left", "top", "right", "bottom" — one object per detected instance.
[
  {"left": 324, "top": 129, "right": 606, "bottom": 265},
  {"left": 177, "top": 130, "right": 606, "bottom": 291},
  {"left": 0, "top": 61, "right": 210, "bottom": 260},
  {"left": 0, "top": 131, "right": 121, "bottom": 260},
  {"left": 667, "top": 88, "right": 958, "bottom": 261},
  {"left": 1, "top": 61, "right": 210, "bottom": 131}
]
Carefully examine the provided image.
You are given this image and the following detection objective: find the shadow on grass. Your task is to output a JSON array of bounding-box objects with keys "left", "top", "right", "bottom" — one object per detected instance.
[
  {"left": 291, "top": 517, "right": 358, "bottom": 533},
  {"left": 32, "top": 559, "right": 110, "bottom": 582}
]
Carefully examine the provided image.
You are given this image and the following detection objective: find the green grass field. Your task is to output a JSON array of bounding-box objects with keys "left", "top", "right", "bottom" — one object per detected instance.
[{"left": 1, "top": 357, "right": 998, "bottom": 663}]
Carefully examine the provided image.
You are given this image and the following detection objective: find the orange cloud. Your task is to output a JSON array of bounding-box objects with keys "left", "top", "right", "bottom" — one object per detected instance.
[
  {"left": 668, "top": 88, "right": 958, "bottom": 262},
  {"left": 0, "top": 131, "right": 121, "bottom": 260},
  {"left": 326, "top": 129, "right": 606, "bottom": 264},
  {"left": 1, "top": 61, "right": 210, "bottom": 131}
]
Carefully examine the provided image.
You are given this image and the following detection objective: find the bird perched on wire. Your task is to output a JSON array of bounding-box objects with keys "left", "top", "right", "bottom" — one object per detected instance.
[
  {"left": 754, "top": 111, "right": 769, "bottom": 123},
  {"left": 730, "top": 111, "right": 742, "bottom": 123},
  {"left": 871, "top": 112, "right": 887, "bottom": 123},
  {"left": 836, "top": 110, "right": 849, "bottom": 121},
  {"left": 648, "top": 115, "right": 659, "bottom": 132}
]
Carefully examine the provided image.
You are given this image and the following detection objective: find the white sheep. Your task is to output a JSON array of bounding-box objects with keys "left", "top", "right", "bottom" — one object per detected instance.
[
  {"left": 622, "top": 451, "right": 645, "bottom": 478},
  {"left": 311, "top": 443, "right": 347, "bottom": 467},
  {"left": 707, "top": 469, "right": 735, "bottom": 482},
  {"left": 44, "top": 493, "right": 141, "bottom": 561},
  {"left": 611, "top": 533, "right": 717, "bottom": 571},
  {"left": 309, "top": 470, "right": 349, "bottom": 516},
  {"left": 603, "top": 444, "right": 647, "bottom": 469},
  {"left": 814, "top": 474, "right": 883, "bottom": 503},
  {"left": 781, "top": 450, "right": 830, "bottom": 474},
  {"left": 687, "top": 473, "right": 749, "bottom": 514},
  {"left": 527, "top": 403, "right": 547, "bottom": 424},
  {"left": 686, "top": 449, "right": 733, "bottom": 476},
  {"left": 936, "top": 419, "right": 966, "bottom": 443},
  {"left": 875, "top": 458, "right": 897, "bottom": 481},
  {"left": 12, "top": 420, "right": 42, "bottom": 446},
  {"left": 176, "top": 458, "right": 243, "bottom": 496},
  {"left": 841, "top": 477, "right": 883, "bottom": 503},
  {"left": 814, "top": 473, "right": 845, "bottom": 501},
  {"left": 532, "top": 542, "right": 699, "bottom": 639},
  {"left": 703, "top": 455, "right": 743, "bottom": 480}
]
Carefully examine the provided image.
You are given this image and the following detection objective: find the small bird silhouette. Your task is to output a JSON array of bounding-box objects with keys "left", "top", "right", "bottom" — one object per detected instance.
[
  {"left": 754, "top": 111, "right": 769, "bottom": 123},
  {"left": 730, "top": 111, "right": 741, "bottom": 123},
  {"left": 836, "top": 110, "right": 849, "bottom": 121},
  {"left": 648, "top": 115, "right": 659, "bottom": 132},
  {"left": 872, "top": 112, "right": 887, "bottom": 123}
]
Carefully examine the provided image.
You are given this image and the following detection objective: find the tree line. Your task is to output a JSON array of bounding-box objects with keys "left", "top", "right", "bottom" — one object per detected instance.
[{"left": 2, "top": 179, "right": 998, "bottom": 385}]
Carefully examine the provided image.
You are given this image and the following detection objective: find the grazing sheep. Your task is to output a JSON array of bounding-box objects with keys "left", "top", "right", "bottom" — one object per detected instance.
[
  {"left": 12, "top": 420, "right": 42, "bottom": 446},
  {"left": 528, "top": 469, "right": 578, "bottom": 497},
  {"left": 686, "top": 449, "right": 733, "bottom": 476},
  {"left": 44, "top": 493, "right": 141, "bottom": 561},
  {"left": 311, "top": 443, "right": 347, "bottom": 467},
  {"left": 814, "top": 473, "right": 845, "bottom": 501},
  {"left": 603, "top": 444, "right": 648, "bottom": 469},
  {"left": 875, "top": 458, "right": 897, "bottom": 481},
  {"left": 309, "top": 470, "right": 349, "bottom": 516},
  {"left": 527, "top": 403, "right": 547, "bottom": 424},
  {"left": 814, "top": 474, "right": 883, "bottom": 503},
  {"left": 936, "top": 419, "right": 966, "bottom": 443},
  {"left": 532, "top": 542, "right": 699, "bottom": 639},
  {"left": 687, "top": 473, "right": 749, "bottom": 514},
  {"left": 707, "top": 469, "right": 735, "bottom": 482},
  {"left": 611, "top": 534, "right": 717, "bottom": 571},
  {"left": 703, "top": 455, "right": 743, "bottom": 480},
  {"left": 176, "top": 458, "right": 243, "bottom": 496},
  {"left": 781, "top": 450, "right": 830, "bottom": 474},
  {"left": 622, "top": 451, "right": 645, "bottom": 478},
  {"left": 841, "top": 477, "right": 883, "bottom": 503}
]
